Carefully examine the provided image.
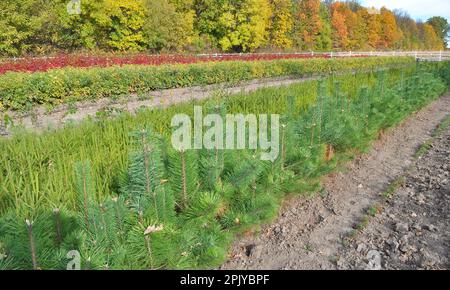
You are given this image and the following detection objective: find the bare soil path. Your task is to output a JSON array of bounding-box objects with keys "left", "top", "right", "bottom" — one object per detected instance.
[
  {"left": 220, "top": 93, "right": 450, "bottom": 270},
  {"left": 0, "top": 76, "right": 316, "bottom": 137},
  {"left": 337, "top": 123, "right": 450, "bottom": 270}
]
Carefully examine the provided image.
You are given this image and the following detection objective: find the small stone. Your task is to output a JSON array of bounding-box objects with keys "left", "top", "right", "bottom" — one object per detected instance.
[
  {"left": 395, "top": 222, "right": 409, "bottom": 233},
  {"left": 399, "top": 254, "right": 409, "bottom": 262},
  {"left": 356, "top": 243, "right": 366, "bottom": 253},
  {"left": 423, "top": 224, "right": 437, "bottom": 232},
  {"left": 412, "top": 223, "right": 422, "bottom": 230},
  {"left": 387, "top": 238, "right": 400, "bottom": 251},
  {"left": 417, "top": 193, "right": 426, "bottom": 205}
]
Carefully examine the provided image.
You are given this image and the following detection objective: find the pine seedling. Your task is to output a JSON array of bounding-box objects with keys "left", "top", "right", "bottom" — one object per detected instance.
[
  {"left": 0, "top": 211, "right": 62, "bottom": 269},
  {"left": 74, "top": 161, "right": 96, "bottom": 234},
  {"left": 182, "top": 192, "right": 225, "bottom": 221},
  {"left": 359, "top": 87, "right": 370, "bottom": 133},
  {"left": 74, "top": 161, "right": 125, "bottom": 269},
  {"left": 53, "top": 209, "right": 63, "bottom": 247},
  {"left": 25, "top": 219, "right": 38, "bottom": 270},
  {"left": 121, "top": 129, "right": 176, "bottom": 225},
  {"left": 316, "top": 80, "right": 327, "bottom": 145},
  {"left": 198, "top": 103, "right": 227, "bottom": 190},
  {"left": 108, "top": 196, "right": 132, "bottom": 243},
  {"left": 226, "top": 152, "right": 265, "bottom": 192},
  {"left": 279, "top": 95, "right": 303, "bottom": 169},
  {"left": 121, "top": 129, "right": 165, "bottom": 215},
  {"left": 126, "top": 221, "right": 180, "bottom": 269},
  {"left": 167, "top": 148, "right": 199, "bottom": 210}
]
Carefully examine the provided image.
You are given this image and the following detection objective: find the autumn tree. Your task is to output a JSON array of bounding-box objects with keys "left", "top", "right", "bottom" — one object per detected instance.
[
  {"left": 419, "top": 23, "right": 444, "bottom": 50},
  {"left": 379, "top": 7, "right": 401, "bottom": 49},
  {"left": 352, "top": 8, "right": 369, "bottom": 50},
  {"left": 427, "top": 16, "right": 449, "bottom": 47},
  {"left": 0, "top": 0, "right": 61, "bottom": 55},
  {"left": 219, "top": 0, "right": 272, "bottom": 52},
  {"left": 194, "top": 0, "right": 272, "bottom": 52},
  {"left": 142, "top": 0, "right": 195, "bottom": 52},
  {"left": 330, "top": 2, "right": 348, "bottom": 49},
  {"left": 316, "top": 2, "right": 332, "bottom": 51},
  {"left": 56, "top": 0, "right": 146, "bottom": 51},
  {"left": 342, "top": 4, "right": 358, "bottom": 50},
  {"left": 394, "top": 10, "right": 420, "bottom": 50},
  {"left": 366, "top": 8, "right": 381, "bottom": 49},
  {"left": 294, "top": 0, "right": 323, "bottom": 50},
  {"left": 268, "top": 0, "right": 294, "bottom": 49}
]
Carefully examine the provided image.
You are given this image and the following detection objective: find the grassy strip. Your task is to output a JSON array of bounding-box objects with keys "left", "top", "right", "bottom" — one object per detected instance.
[{"left": 0, "top": 56, "right": 414, "bottom": 112}]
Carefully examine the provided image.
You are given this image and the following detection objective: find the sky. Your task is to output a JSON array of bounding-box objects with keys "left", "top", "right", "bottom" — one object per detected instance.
[{"left": 360, "top": 0, "right": 450, "bottom": 22}]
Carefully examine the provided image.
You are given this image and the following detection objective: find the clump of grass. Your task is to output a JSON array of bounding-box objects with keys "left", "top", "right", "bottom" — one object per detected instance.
[{"left": 381, "top": 177, "right": 406, "bottom": 199}]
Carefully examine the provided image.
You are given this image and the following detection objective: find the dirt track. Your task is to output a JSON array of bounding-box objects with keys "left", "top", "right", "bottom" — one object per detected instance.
[
  {"left": 0, "top": 76, "right": 315, "bottom": 137},
  {"left": 220, "top": 93, "right": 450, "bottom": 270}
]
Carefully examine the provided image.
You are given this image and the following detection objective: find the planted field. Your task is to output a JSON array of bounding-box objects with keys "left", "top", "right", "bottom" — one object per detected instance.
[
  {"left": 0, "top": 56, "right": 412, "bottom": 112},
  {"left": 0, "top": 58, "right": 448, "bottom": 269}
]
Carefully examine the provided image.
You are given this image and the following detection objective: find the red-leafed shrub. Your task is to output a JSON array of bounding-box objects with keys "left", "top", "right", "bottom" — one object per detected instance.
[{"left": 0, "top": 53, "right": 334, "bottom": 75}]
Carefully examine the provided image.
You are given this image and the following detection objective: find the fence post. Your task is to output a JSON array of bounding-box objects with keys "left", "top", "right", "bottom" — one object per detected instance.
[
  {"left": 330, "top": 51, "right": 333, "bottom": 58},
  {"left": 439, "top": 50, "right": 442, "bottom": 62}
]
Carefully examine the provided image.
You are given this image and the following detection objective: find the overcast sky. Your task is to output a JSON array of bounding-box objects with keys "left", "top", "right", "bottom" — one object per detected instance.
[{"left": 361, "top": 0, "right": 450, "bottom": 22}]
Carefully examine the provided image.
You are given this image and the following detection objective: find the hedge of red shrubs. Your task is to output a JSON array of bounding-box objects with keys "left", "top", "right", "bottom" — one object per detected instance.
[{"left": 0, "top": 53, "right": 335, "bottom": 75}]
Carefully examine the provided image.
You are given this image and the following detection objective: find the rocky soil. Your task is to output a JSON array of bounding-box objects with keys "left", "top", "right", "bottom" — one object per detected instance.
[
  {"left": 337, "top": 126, "right": 449, "bottom": 270},
  {"left": 221, "top": 94, "right": 450, "bottom": 270}
]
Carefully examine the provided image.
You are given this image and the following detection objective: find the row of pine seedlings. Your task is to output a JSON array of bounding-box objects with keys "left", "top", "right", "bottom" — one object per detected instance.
[{"left": 0, "top": 62, "right": 449, "bottom": 269}]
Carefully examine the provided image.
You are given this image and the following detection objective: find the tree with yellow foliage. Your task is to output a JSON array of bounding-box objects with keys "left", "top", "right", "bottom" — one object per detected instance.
[
  {"left": 57, "top": 0, "right": 146, "bottom": 51},
  {"left": 353, "top": 8, "right": 369, "bottom": 50},
  {"left": 268, "top": 0, "right": 294, "bottom": 49},
  {"left": 218, "top": 0, "right": 272, "bottom": 52},
  {"left": 379, "top": 7, "right": 401, "bottom": 49},
  {"left": 142, "top": 0, "right": 195, "bottom": 52},
  {"left": 420, "top": 23, "right": 444, "bottom": 50},
  {"left": 367, "top": 9, "right": 381, "bottom": 49}
]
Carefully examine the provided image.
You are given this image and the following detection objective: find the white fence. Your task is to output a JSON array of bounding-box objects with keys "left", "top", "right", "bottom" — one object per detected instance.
[
  {"left": 2, "top": 51, "right": 449, "bottom": 62},
  {"left": 329, "top": 51, "right": 450, "bottom": 61},
  {"left": 199, "top": 51, "right": 450, "bottom": 62}
]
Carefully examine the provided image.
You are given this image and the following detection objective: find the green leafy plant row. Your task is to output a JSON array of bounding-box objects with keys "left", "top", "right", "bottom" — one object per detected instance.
[
  {"left": 0, "top": 56, "right": 414, "bottom": 112},
  {"left": 0, "top": 62, "right": 448, "bottom": 270}
]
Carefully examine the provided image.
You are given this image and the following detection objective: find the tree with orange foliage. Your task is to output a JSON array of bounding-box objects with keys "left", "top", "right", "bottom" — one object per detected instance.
[
  {"left": 295, "top": 0, "right": 322, "bottom": 50},
  {"left": 331, "top": 2, "right": 348, "bottom": 49},
  {"left": 379, "top": 7, "right": 401, "bottom": 49},
  {"left": 353, "top": 8, "right": 369, "bottom": 50}
]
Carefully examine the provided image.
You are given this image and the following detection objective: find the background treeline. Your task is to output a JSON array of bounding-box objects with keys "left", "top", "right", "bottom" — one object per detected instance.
[{"left": 0, "top": 0, "right": 448, "bottom": 56}]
